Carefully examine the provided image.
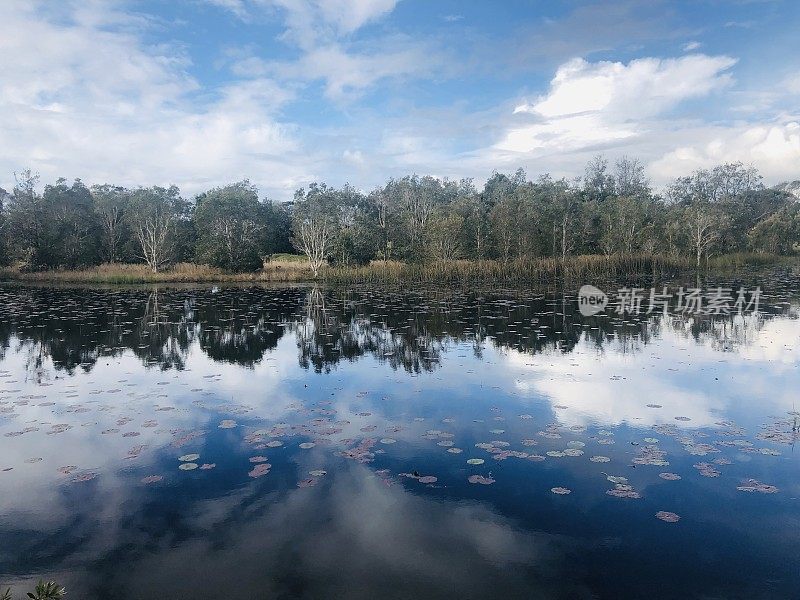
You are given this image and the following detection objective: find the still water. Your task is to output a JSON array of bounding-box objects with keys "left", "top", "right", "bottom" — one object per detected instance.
[{"left": 0, "top": 271, "right": 799, "bottom": 599}]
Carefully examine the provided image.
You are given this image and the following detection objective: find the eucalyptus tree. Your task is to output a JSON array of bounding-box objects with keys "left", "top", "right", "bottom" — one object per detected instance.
[
  {"left": 489, "top": 192, "right": 521, "bottom": 262},
  {"left": 684, "top": 203, "right": 724, "bottom": 268},
  {"left": 330, "top": 183, "right": 378, "bottom": 265},
  {"left": 194, "top": 181, "right": 267, "bottom": 272},
  {"left": 748, "top": 203, "right": 800, "bottom": 254},
  {"left": 667, "top": 162, "right": 763, "bottom": 204},
  {"left": 128, "top": 185, "right": 185, "bottom": 273},
  {"left": 426, "top": 207, "right": 464, "bottom": 260},
  {"left": 4, "top": 176, "right": 97, "bottom": 269},
  {"left": 583, "top": 155, "right": 614, "bottom": 202},
  {"left": 5, "top": 170, "right": 44, "bottom": 269},
  {"left": 0, "top": 187, "right": 9, "bottom": 265},
  {"left": 291, "top": 183, "right": 340, "bottom": 277},
  {"left": 92, "top": 184, "right": 130, "bottom": 263},
  {"left": 367, "top": 188, "right": 396, "bottom": 262},
  {"left": 612, "top": 156, "right": 650, "bottom": 198},
  {"left": 485, "top": 170, "right": 526, "bottom": 261}
]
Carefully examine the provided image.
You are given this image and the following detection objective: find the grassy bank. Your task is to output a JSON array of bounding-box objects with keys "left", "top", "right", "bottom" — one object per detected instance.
[
  {"left": 327, "top": 253, "right": 795, "bottom": 286},
  {"left": 0, "top": 253, "right": 792, "bottom": 286},
  {"left": 0, "top": 260, "right": 314, "bottom": 284}
]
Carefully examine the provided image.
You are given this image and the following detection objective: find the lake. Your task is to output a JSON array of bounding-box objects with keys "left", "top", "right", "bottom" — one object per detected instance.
[{"left": 1, "top": 269, "right": 799, "bottom": 599}]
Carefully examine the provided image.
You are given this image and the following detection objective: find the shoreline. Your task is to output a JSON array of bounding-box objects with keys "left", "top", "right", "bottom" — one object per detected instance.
[{"left": 0, "top": 253, "right": 793, "bottom": 286}]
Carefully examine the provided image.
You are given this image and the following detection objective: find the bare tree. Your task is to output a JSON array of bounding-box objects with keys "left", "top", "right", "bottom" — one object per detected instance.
[
  {"left": 685, "top": 204, "right": 719, "bottom": 268},
  {"left": 128, "top": 188, "right": 181, "bottom": 273},
  {"left": 293, "top": 216, "right": 332, "bottom": 277},
  {"left": 133, "top": 210, "right": 175, "bottom": 273}
]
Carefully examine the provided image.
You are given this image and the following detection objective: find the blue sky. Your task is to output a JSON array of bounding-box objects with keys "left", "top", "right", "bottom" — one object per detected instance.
[{"left": 1, "top": 0, "right": 798, "bottom": 199}]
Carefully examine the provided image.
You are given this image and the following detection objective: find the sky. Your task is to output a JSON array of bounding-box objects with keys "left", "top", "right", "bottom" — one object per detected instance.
[{"left": 1, "top": 0, "right": 799, "bottom": 200}]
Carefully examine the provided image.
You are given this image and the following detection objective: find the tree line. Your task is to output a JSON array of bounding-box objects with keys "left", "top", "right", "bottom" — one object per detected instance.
[{"left": 0, "top": 157, "right": 797, "bottom": 274}]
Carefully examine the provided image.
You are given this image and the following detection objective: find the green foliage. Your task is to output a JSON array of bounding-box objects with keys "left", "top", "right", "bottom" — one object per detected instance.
[
  {"left": 748, "top": 203, "right": 800, "bottom": 254},
  {"left": 5, "top": 173, "right": 98, "bottom": 269},
  {"left": 126, "top": 185, "right": 187, "bottom": 273},
  {"left": 0, "top": 580, "right": 65, "bottom": 600},
  {"left": 194, "top": 181, "right": 267, "bottom": 271},
  {"left": 91, "top": 184, "right": 133, "bottom": 263},
  {"left": 27, "top": 580, "right": 66, "bottom": 600},
  {"left": 0, "top": 158, "right": 795, "bottom": 275}
]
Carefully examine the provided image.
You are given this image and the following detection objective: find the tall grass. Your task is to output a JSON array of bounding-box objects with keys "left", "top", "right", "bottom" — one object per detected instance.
[
  {"left": 326, "top": 252, "right": 794, "bottom": 286},
  {"left": 7, "top": 260, "right": 314, "bottom": 284},
  {"left": 326, "top": 255, "right": 694, "bottom": 286},
  {"left": 0, "top": 253, "right": 789, "bottom": 286}
]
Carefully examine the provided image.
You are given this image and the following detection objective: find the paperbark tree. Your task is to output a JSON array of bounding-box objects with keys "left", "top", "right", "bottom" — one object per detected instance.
[{"left": 128, "top": 186, "right": 182, "bottom": 273}]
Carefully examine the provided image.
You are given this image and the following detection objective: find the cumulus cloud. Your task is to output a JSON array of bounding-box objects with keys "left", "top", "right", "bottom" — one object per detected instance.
[
  {"left": 650, "top": 121, "right": 800, "bottom": 181},
  {"left": 482, "top": 53, "right": 800, "bottom": 186},
  {"left": 499, "top": 55, "right": 736, "bottom": 154},
  {"left": 1, "top": 1, "right": 798, "bottom": 200},
  {"left": 0, "top": 1, "right": 311, "bottom": 197}
]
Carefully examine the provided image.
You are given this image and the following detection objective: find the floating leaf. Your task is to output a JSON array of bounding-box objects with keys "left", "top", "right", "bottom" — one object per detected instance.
[
  {"left": 655, "top": 511, "right": 680, "bottom": 522},
  {"left": 468, "top": 474, "right": 495, "bottom": 485},
  {"left": 248, "top": 463, "right": 271, "bottom": 478},
  {"left": 736, "top": 479, "right": 778, "bottom": 493}
]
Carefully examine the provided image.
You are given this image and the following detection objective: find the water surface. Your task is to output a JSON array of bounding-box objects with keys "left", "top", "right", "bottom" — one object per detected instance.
[{"left": 1, "top": 271, "right": 799, "bottom": 599}]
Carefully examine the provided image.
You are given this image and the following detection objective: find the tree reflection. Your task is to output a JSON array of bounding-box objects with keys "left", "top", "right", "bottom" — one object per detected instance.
[{"left": 0, "top": 281, "right": 796, "bottom": 378}]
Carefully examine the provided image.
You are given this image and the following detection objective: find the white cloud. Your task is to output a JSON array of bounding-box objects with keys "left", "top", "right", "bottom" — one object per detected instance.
[
  {"left": 784, "top": 71, "right": 800, "bottom": 94},
  {"left": 682, "top": 40, "right": 702, "bottom": 52},
  {"left": 314, "top": 0, "right": 399, "bottom": 35},
  {"left": 206, "top": 0, "right": 249, "bottom": 19},
  {"left": 264, "top": 42, "right": 438, "bottom": 100},
  {"left": 224, "top": 0, "right": 425, "bottom": 101},
  {"left": 342, "top": 149, "right": 365, "bottom": 166},
  {"left": 650, "top": 121, "right": 800, "bottom": 181},
  {"left": 485, "top": 54, "right": 800, "bottom": 186},
  {"left": 502, "top": 55, "right": 736, "bottom": 155},
  {"left": 218, "top": 0, "right": 399, "bottom": 47},
  {"left": 0, "top": 1, "right": 311, "bottom": 198}
]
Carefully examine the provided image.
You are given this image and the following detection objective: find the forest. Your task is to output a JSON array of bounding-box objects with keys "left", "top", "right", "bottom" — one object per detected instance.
[{"left": 0, "top": 157, "right": 797, "bottom": 276}]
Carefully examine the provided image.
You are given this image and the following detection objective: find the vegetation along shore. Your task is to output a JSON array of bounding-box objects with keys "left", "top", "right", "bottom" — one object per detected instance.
[{"left": 0, "top": 158, "right": 797, "bottom": 285}]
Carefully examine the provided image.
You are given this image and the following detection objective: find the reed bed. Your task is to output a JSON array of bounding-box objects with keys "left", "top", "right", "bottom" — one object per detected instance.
[
  {"left": 6, "top": 261, "right": 314, "bottom": 284},
  {"left": 0, "top": 253, "right": 789, "bottom": 286},
  {"left": 326, "top": 255, "right": 693, "bottom": 286}
]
